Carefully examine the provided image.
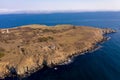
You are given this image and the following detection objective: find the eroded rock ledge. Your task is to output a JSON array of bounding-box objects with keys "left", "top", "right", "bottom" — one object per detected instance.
[{"left": 0, "top": 25, "right": 116, "bottom": 78}]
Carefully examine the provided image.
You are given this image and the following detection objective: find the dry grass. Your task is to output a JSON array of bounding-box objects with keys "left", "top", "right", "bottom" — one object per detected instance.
[
  {"left": 0, "top": 24, "right": 111, "bottom": 77},
  {"left": 37, "top": 36, "right": 54, "bottom": 42},
  {"left": 0, "top": 52, "right": 4, "bottom": 58},
  {"left": 0, "top": 47, "right": 5, "bottom": 58}
]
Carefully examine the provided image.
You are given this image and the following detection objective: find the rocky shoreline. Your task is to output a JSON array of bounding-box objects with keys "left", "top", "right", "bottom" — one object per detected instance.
[
  {"left": 0, "top": 25, "right": 116, "bottom": 79},
  {"left": 21, "top": 36, "right": 115, "bottom": 79},
  {"left": 59, "top": 37, "right": 112, "bottom": 66},
  {"left": 4, "top": 39, "right": 109, "bottom": 80}
]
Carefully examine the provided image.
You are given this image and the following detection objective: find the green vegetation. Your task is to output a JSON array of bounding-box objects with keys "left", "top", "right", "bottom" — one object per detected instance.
[
  {"left": 43, "top": 29, "right": 58, "bottom": 33},
  {"left": 48, "top": 36, "right": 54, "bottom": 40},
  {"left": 0, "top": 47, "right": 5, "bottom": 58},
  {"left": 72, "top": 26, "right": 76, "bottom": 29},
  {"left": 38, "top": 36, "right": 54, "bottom": 42},
  {"left": 0, "top": 52, "right": 4, "bottom": 58},
  {"left": 0, "top": 24, "right": 115, "bottom": 77}
]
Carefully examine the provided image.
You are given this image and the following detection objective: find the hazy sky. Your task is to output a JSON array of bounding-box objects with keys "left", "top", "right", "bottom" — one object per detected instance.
[{"left": 0, "top": 0, "right": 120, "bottom": 12}]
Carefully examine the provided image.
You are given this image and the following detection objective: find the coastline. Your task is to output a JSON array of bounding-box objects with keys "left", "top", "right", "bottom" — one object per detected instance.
[
  {"left": 17, "top": 37, "right": 110, "bottom": 79},
  {"left": 0, "top": 25, "right": 116, "bottom": 79},
  {"left": 58, "top": 36, "right": 111, "bottom": 66},
  {"left": 20, "top": 35, "right": 114, "bottom": 78},
  {"left": 21, "top": 35, "right": 115, "bottom": 79}
]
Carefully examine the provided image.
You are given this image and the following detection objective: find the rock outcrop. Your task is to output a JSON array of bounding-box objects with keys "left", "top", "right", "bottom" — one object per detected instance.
[{"left": 0, "top": 25, "right": 116, "bottom": 78}]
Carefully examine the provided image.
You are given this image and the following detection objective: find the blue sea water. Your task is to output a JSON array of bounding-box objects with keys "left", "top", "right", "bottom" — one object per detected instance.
[{"left": 1, "top": 12, "right": 120, "bottom": 80}]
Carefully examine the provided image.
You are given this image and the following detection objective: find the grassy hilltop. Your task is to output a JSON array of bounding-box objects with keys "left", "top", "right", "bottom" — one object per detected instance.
[{"left": 0, "top": 24, "right": 115, "bottom": 78}]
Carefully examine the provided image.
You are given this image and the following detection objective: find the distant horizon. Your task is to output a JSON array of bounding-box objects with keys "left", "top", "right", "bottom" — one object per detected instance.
[
  {"left": 1, "top": 10, "right": 120, "bottom": 14},
  {"left": 1, "top": 0, "right": 120, "bottom": 14}
]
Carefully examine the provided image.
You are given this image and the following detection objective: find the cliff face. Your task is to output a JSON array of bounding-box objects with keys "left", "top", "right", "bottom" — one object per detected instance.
[{"left": 0, "top": 25, "right": 115, "bottom": 78}]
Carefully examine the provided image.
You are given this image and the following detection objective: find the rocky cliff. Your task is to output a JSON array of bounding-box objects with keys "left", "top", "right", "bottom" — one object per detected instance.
[{"left": 0, "top": 25, "right": 116, "bottom": 78}]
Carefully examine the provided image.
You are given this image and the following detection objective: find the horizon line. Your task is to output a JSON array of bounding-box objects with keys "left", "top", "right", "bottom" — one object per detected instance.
[{"left": 1, "top": 10, "right": 120, "bottom": 14}]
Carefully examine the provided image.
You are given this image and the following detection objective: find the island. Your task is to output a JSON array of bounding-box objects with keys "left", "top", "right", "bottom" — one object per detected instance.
[{"left": 0, "top": 24, "right": 116, "bottom": 78}]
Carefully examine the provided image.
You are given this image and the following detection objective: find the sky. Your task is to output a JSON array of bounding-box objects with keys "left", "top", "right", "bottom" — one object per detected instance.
[{"left": 0, "top": 0, "right": 120, "bottom": 13}]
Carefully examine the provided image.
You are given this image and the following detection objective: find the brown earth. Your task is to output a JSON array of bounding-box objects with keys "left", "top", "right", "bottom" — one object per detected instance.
[{"left": 0, "top": 24, "right": 116, "bottom": 78}]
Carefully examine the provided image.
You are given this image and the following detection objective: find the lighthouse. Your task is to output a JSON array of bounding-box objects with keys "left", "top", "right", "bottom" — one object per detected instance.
[
  {"left": 0, "top": 29, "right": 10, "bottom": 34},
  {"left": 6, "top": 29, "right": 9, "bottom": 33}
]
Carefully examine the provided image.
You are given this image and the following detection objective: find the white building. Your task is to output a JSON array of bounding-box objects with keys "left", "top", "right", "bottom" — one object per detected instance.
[{"left": 0, "top": 29, "right": 9, "bottom": 34}]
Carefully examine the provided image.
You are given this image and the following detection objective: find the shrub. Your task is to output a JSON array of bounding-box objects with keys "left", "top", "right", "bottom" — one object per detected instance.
[
  {"left": 72, "top": 26, "right": 76, "bottom": 29},
  {"left": 38, "top": 36, "right": 54, "bottom": 42},
  {"left": 0, "top": 52, "right": 4, "bottom": 58},
  {"left": 38, "top": 37, "right": 48, "bottom": 42},
  {"left": 43, "top": 29, "right": 51, "bottom": 32},
  {"left": 48, "top": 36, "right": 54, "bottom": 40},
  {"left": 43, "top": 29, "right": 57, "bottom": 33},
  {"left": 0, "top": 47, "right": 5, "bottom": 58}
]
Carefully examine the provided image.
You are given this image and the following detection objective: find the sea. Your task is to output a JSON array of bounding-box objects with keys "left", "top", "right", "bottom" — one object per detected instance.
[{"left": 0, "top": 12, "right": 120, "bottom": 80}]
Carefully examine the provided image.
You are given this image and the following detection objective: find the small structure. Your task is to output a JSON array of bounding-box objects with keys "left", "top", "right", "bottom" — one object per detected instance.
[
  {"left": 0, "top": 29, "right": 10, "bottom": 34},
  {"left": 48, "top": 45, "right": 56, "bottom": 50},
  {"left": 6, "top": 29, "right": 9, "bottom": 33}
]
